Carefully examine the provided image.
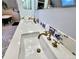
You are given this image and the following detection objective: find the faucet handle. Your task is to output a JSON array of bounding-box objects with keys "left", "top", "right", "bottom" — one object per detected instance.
[
  {"left": 49, "top": 27, "right": 56, "bottom": 35},
  {"left": 52, "top": 40, "right": 58, "bottom": 48},
  {"left": 55, "top": 34, "right": 63, "bottom": 40},
  {"left": 53, "top": 39, "right": 60, "bottom": 44}
]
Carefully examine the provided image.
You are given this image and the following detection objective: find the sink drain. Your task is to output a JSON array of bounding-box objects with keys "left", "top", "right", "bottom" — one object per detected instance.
[{"left": 37, "top": 48, "right": 41, "bottom": 53}]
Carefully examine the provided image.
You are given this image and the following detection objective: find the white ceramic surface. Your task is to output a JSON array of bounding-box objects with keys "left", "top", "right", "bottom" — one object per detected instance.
[
  {"left": 39, "top": 35, "right": 76, "bottom": 59},
  {"left": 19, "top": 32, "right": 48, "bottom": 59},
  {"left": 20, "top": 20, "right": 45, "bottom": 33},
  {"left": 56, "top": 30, "right": 76, "bottom": 55},
  {"left": 19, "top": 32, "right": 75, "bottom": 59},
  {"left": 3, "top": 19, "right": 76, "bottom": 59},
  {"left": 60, "top": 35, "right": 76, "bottom": 55}
]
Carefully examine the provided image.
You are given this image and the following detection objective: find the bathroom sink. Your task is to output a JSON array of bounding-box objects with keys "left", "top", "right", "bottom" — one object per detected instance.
[
  {"left": 18, "top": 32, "right": 57, "bottom": 59},
  {"left": 18, "top": 32, "right": 75, "bottom": 59}
]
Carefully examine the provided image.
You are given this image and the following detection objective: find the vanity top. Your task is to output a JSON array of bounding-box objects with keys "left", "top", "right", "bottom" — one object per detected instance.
[
  {"left": 3, "top": 18, "right": 76, "bottom": 59},
  {"left": 40, "top": 35, "right": 76, "bottom": 59}
]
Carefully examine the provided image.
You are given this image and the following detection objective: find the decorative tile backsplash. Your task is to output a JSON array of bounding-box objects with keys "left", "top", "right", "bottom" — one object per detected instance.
[{"left": 35, "top": 18, "right": 71, "bottom": 40}]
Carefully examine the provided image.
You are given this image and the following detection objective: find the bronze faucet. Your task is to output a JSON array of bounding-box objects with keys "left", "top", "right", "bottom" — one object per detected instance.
[
  {"left": 38, "top": 31, "right": 60, "bottom": 48},
  {"left": 52, "top": 39, "right": 60, "bottom": 48},
  {"left": 52, "top": 40, "right": 58, "bottom": 48},
  {"left": 38, "top": 31, "right": 52, "bottom": 39}
]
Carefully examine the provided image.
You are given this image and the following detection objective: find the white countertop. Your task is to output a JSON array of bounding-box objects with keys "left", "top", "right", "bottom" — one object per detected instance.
[
  {"left": 41, "top": 36, "right": 76, "bottom": 59},
  {"left": 3, "top": 19, "right": 76, "bottom": 59},
  {"left": 3, "top": 19, "right": 45, "bottom": 59}
]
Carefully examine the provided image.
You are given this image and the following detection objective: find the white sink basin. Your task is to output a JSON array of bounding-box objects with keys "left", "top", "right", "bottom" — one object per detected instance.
[{"left": 18, "top": 32, "right": 57, "bottom": 59}]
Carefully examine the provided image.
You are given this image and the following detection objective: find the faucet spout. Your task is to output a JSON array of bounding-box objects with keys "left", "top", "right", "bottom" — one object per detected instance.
[
  {"left": 38, "top": 31, "right": 52, "bottom": 39},
  {"left": 38, "top": 32, "right": 47, "bottom": 39}
]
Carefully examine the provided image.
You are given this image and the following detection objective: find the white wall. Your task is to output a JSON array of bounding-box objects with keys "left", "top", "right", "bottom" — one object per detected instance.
[{"left": 37, "top": 7, "right": 76, "bottom": 39}]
